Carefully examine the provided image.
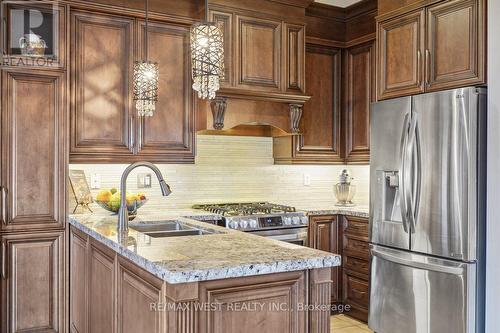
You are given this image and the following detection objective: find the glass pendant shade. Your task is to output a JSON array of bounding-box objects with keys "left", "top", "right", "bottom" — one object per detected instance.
[
  {"left": 133, "top": 60, "right": 159, "bottom": 117},
  {"left": 190, "top": 22, "right": 224, "bottom": 99}
]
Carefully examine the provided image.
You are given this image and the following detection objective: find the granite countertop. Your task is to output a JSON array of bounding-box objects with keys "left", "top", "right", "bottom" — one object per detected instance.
[
  {"left": 300, "top": 206, "right": 369, "bottom": 218},
  {"left": 174, "top": 206, "right": 370, "bottom": 219},
  {"left": 69, "top": 212, "right": 341, "bottom": 285}
]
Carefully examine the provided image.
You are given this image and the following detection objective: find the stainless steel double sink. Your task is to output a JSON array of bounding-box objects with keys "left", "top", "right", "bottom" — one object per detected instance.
[{"left": 129, "top": 220, "right": 216, "bottom": 238}]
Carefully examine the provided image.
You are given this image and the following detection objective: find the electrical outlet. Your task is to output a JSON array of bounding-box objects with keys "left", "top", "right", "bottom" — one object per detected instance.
[
  {"left": 303, "top": 174, "right": 311, "bottom": 186},
  {"left": 138, "top": 173, "right": 152, "bottom": 188},
  {"left": 90, "top": 173, "right": 101, "bottom": 189}
]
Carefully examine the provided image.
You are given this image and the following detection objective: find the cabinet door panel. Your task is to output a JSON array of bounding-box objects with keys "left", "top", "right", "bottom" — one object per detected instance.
[
  {"left": 296, "top": 45, "right": 341, "bottom": 163},
  {"left": 70, "top": 11, "right": 133, "bottom": 159},
  {"left": 285, "top": 24, "right": 305, "bottom": 93},
  {"left": 236, "top": 16, "right": 281, "bottom": 90},
  {"left": 117, "top": 259, "right": 163, "bottom": 333},
  {"left": 70, "top": 228, "right": 88, "bottom": 333},
  {"left": 1, "top": 69, "right": 65, "bottom": 231},
  {"left": 345, "top": 42, "right": 374, "bottom": 164},
  {"left": 210, "top": 9, "right": 233, "bottom": 87},
  {"left": 426, "top": 0, "right": 485, "bottom": 90},
  {"left": 89, "top": 240, "right": 115, "bottom": 333},
  {"left": 1, "top": 232, "right": 64, "bottom": 333},
  {"left": 377, "top": 10, "right": 425, "bottom": 100},
  {"left": 199, "top": 272, "right": 306, "bottom": 333},
  {"left": 308, "top": 215, "right": 342, "bottom": 304},
  {"left": 136, "top": 22, "right": 195, "bottom": 162}
]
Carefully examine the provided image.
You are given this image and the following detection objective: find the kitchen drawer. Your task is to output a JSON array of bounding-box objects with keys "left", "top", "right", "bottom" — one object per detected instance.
[
  {"left": 343, "top": 255, "right": 370, "bottom": 277},
  {"left": 344, "top": 216, "right": 369, "bottom": 239},
  {"left": 343, "top": 273, "right": 369, "bottom": 309},
  {"left": 343, "top": 235, "right": 370, "bottom": 260}
]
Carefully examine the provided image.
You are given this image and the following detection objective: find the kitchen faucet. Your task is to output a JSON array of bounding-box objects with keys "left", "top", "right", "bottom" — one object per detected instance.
[{"left": 118, "top": 161, "right": 171, "bottom": 233}]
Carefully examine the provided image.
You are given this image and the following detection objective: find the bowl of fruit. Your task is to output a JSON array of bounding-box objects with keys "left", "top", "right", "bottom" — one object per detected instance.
[{"left": 95, "top": 188, "right": 147, "bottom": 219}]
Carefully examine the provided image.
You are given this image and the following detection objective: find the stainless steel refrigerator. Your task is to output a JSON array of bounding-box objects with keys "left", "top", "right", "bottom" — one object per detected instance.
[{"left": 368, "top": 87, "right": 486, "bottom": 333}]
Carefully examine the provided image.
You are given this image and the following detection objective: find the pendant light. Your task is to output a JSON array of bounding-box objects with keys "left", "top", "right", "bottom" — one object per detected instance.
[
  {"left": 190, "top": 0, "right": 224, "bottom": 99},
  {"left": 133, "top": 0, "right": 159, "bottom": 117}
]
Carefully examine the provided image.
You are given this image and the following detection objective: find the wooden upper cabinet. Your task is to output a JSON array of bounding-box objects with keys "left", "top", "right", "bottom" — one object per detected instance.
[
  {"left": 1, "top": 69, "right": 66, "bottom": 231},
  {"left": 308, "top": 215, "right": 343, "bottom": 304},
  {"left": 1, "top": 232, "right": 65, "bottom": 333},
  {"left": 70, "top": 11, "right": 134, "bottom": 160},
  {"left": 274, "top": 43, "right": 341, "bottom": 164},
  {"left": 344, "top": 42, "right": 375, "bottom": 164},
  {"left": 136, "top": 21, "right": 195, "bottom": 163},
  {"left": 298, "top": 44, "right": 341, "bottom": 163},
  {"left": 209, "top": 9, "right": 233, "bottom": 87},
  {"left": 284, "top": 24, "right": 305, "bottom": 93},
  {"left": 426, "top": 0, "right": 485, "bottom": 91},
  {"left": 236, "top": 15, "right": 282, "bottom": 91},
  {"left": 206, "top": 6, "right": 308, "bottom": 103},
  {"left": 377, "top": 9, "right": 425, "bottom": 100}
]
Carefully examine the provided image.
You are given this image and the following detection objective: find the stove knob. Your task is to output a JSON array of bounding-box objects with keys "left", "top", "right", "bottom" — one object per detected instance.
[
  {"left": 292, "top": 216, "right": 300, "bottom": 225},
  {"left": 228, "top": 219, "right": 239, "bottom": 229},
  {"left": 283, "top": 217, "right": 293, "bottom": 225},
  {"left": 248, "top": 218, "right": 258, "bottom": 229},
  {"left": 300, "top": 216, "right": 309, "bottom": 225},
  {"left": 239, "top": 219, "right": 249, "bottom": 229}
]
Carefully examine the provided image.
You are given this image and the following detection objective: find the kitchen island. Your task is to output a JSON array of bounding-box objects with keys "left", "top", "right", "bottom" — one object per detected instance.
[{"left": 69, "top": 213, "right": 341, "bottom": 333}]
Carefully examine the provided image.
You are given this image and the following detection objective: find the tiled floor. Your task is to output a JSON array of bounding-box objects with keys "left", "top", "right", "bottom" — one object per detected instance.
[{"left": 331, "top": 314, "right": 373, "bottom": 332}]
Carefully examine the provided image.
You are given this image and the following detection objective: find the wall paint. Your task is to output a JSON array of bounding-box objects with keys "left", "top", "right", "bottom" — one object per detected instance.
[
  {"left": 486, "top": 0, "right": 500, "bottom": 331},
  {"left": 70, "top": 135, "right": 370, "bottom": 213}
]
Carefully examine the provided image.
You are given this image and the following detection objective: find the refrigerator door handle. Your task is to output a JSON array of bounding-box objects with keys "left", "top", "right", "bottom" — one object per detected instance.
[
  {"left": 399, "top": 113, "right": 411, "bottom": 233},
  {"left": 371, "top": 246, "right": 466, "bottom": 275},
  {"left": 406, "top": 115, "right": 420, "bottom": 231},
  {"left": 412, "top": 118, "right": 422, "bottom": 228}
]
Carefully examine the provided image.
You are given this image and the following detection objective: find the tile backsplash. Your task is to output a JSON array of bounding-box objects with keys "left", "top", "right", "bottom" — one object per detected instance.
[{"left": 70, "top": 135, "right": 370, "bottom": 212}]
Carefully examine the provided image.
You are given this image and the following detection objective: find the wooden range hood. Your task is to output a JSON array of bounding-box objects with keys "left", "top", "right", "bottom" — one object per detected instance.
[{"left": 196, "top": 96, "right": 311, "bottom": 137}]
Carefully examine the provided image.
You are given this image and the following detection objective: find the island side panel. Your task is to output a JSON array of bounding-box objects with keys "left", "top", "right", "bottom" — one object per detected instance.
[
  {"left": 309, "top": 268, "right": 332, "bottom": 333},
  {"left": 197, "top": 271, "right": 307, "bottom": 333}
]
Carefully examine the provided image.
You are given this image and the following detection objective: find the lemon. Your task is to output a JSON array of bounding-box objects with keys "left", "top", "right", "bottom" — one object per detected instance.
[{"left": 96, "top": 189, "right": 112, "bottom": 202}]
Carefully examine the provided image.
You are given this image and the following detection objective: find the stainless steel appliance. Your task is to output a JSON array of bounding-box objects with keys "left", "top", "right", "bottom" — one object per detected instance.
[
  {"left": 192, "top": 202, "right": 309, "bottom": 246},
  {"left": 369, "top": 87, "right": 486, "bottom": 333}
]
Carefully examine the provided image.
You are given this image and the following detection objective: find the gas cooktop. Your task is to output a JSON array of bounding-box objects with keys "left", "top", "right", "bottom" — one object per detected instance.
[{"left": 192, "top": 202, "right": 308, "bottom": 231}]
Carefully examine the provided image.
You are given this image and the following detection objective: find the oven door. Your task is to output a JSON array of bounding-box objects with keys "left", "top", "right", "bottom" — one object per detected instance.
[{"left": 251, "top": 228, "right": 308, "bottom": 246}]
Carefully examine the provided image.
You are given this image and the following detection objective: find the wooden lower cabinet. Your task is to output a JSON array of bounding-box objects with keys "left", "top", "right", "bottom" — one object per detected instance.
[
  {"left": 308, "top": 215, "right": 342, "bottom": 305},
  {"left": 342, "top": 272, "right": 369, "bottom": 322},
  {"left": 1, "top": 231, "right": 65, "bottom": 333},
  {"left": 199, "top": 271, "right": 307, "bottom": 333},
  {"left": 70, "top": 226, "right": 332, "bottom": 333},
  {"left": 308, "top": 215, "right": 371, "bottom": 323},
  {"left": 118, "top": 257, "right": 164, "bottom": 333},
  {"left": 342, "top": 216, "right": 370, "bottom": 322}
]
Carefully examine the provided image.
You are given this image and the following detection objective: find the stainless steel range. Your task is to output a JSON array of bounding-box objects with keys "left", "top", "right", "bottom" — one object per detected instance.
[{"left": 192, "top": 202, "right": 309, "bottom": 246}]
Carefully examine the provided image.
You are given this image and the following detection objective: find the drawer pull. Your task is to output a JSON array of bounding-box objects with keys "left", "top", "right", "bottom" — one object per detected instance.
[{"left": 352, "top": 288, "right": 367, "bottom": 300}]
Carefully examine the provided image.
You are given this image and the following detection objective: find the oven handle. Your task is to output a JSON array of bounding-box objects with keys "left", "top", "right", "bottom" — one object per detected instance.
[{"left": 265, "top": 231, "right": 308, "bottom": 242}]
